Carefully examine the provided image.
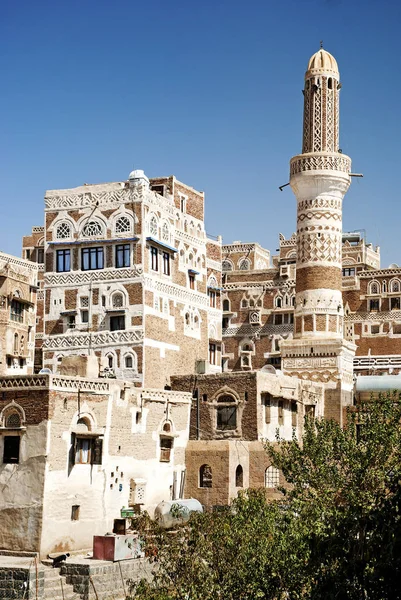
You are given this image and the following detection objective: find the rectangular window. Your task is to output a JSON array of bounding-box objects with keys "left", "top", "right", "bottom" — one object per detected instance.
[
  {"left": 75, "top": 438, "right": 91, "bottom": 464},
  {"left": 189, "top": 274, "right": 195, "bottom": 290},
  {"left": 274, "top": 314, "right": 283, "bottom": 325},
  {"left": 67, "top": 316, "right": 76, "bottom": 329},
  {"left": 56, "top": 249, "right": 71, "bottom": 273},
  {"left": 151, "top": 247, "right": 158, "bottom": 271},
  {"left": 371, "top": 324, "right": 380, "bottom": 334},
  {"left": 160, "top": 437, "right": 173, "bottom": 462},
  {"left": 37, "top": 248, "right": 44, "bottom": 264},
  {"left": 217, "top": 406, "right": 237, "bottom": 430},
  {"left": 82, "top": 247, "right": 104, "bottom": 271},
  {"left": 3, "top": 436, "right": 20, "bottom": 464},
  {"left": 342, "top": 268, "right": 355, "bottom": 277},
  {"left": 25, "top": 249, "right": 31, "bottom": 260},
  {"left": 209, "top": 290, "right": 216, "bottom": 307},
  {"left": 81, "top": 310, "right": 89, "bottom": 323},
  {"left": 391, "top": 297, "right": 401, "bottom": 310},
  {"left": 162, "top": 252, "right": 170, "bottom": 276},
  {"left": 71, "top": 505, "right": 80, "bottom": 521},
  {"left": 209, "top": 343, "right": 216, "bottom": 365},
  {"left": 10, "top": 300, "right": 24, "bottom": 323},
  {"left": 291, "top": 402, "right": 297, "bottom": 427},
  {"left": 180, "top": 196, "right": 186, "bottom": 213},
  {"left": 278, "top": 400, "right": 284, "bottom": 426},
  {"left": 369, "top": 299, "right": 380, "bottom": 311},
  {"left": 110, "top": 315, "right": 125, "bottom": 331},
  {"left": 262, "top": 393, "right": 271, "bottom": 424},
  {"left": 116, "top": 244, "right": 130, "bottom": 268}
]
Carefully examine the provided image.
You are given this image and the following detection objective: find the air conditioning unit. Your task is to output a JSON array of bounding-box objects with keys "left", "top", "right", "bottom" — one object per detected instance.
[
  {"left": 195, "top": 359, "right": 207, "bottom": 374},
  {"left": 280, "top": 265, "right": 289, "bottom": 277}
]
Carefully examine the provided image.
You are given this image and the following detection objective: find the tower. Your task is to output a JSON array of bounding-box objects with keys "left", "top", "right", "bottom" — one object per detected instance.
[{"left": 280, "top": 47, "right": 356, "bottom": 422}]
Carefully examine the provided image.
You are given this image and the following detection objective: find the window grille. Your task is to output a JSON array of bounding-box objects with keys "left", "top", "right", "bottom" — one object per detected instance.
[
  {"left": 80, "top": 296, "right": 89, "bottom": 307},
  {"left": 222, "top": 260, "right": 233, "bottom": 271},
  {"left": 112, "top": 293, "right": 124, "bottom": 308},
  {"left": 82, "top": 221, "right": 102, "bottom": 237},
  {"left": 149, "top": 217, "right": 158, "bottom": 237},
  {"left": 265, "top": 466, "right": 280, "bottom": 488},
  {"left": 239, "top": 259, "right": 250, "bottom": 270},
  {"left": 162, "top": 222, "right": 170, "bottom": 242},
  {"left": 5, "top": 413, "right": 21, "bottom": 428},
  {"left": 56, "top": 222, "right": 71, "bottom": 239},
  {"left": 115, "top": 216, "right": 131, "bottom": 234}
]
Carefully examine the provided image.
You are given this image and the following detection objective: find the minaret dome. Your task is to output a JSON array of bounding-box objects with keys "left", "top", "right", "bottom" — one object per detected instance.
[{"left": 306, "top": 49, "right": 339, "bottom": 78}]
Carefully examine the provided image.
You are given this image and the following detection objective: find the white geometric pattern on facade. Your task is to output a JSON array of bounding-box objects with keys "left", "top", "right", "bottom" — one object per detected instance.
[
  {"left": 353, "top": 355, "right": 401, "bottom": 370},
  {"left": 43, "top": 328, "right": 144, "bottom": 351},
  {"left": 149, "top": 216, "right": 158, "bottom": 237},
  {"left": 344, "top": 310, "right": 401, "bottom": 322},
  {"left": 297, "top": 232, "right": 342, "bottom": 265},
  {"left": 223, "top": 323, "right": 294, "bottom": 337},
  {"left": 143, "top": 275, "right": 209, "bottom": 308},
  {"left": 44, "top": 267, "right": 142, "bottom": 287}
]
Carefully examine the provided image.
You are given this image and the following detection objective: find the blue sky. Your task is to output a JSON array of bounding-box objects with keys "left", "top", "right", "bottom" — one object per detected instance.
[{"left": 1, "top": 0, "right": 401, "bottom": 266}]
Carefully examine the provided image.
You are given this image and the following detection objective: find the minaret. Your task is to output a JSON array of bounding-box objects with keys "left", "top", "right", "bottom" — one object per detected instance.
[{"left": 280, "top": 47, "right": 356, "bottom": 422}]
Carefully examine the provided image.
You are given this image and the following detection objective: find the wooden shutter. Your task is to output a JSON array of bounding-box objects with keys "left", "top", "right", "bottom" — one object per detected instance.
[{"left": 91, "top": 438, "right": 103, "bottom": 465}]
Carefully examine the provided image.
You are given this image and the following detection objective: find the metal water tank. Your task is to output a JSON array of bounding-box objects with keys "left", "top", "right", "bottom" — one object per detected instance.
[{"left": 154, "top": 499, "right": 203, "bottom": 529}]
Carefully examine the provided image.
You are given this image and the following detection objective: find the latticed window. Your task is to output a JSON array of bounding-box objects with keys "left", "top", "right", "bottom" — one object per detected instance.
[
  {"left": 116, "top": 216, "right": 131, "bottom": 234},
  {"left": 162, "top": 222, "right": 170, "bottom": 242},
  {"left": 265, "top": 466, "right": 280, "bottom": 488},
  {"left": 222, "top": 260, "right": 233, "bottom": 271},
  {"left": 56, "top": 222, "right": 71, "bottom": 239},
  {"left": 80, "top": 296, "right": 89, "bottom": 308},
  {"left": 5, "top": 412, "right": 22, "bottom": 428},
  {"left": 239, "top": 259, "right": 250, "bottom": 270},
  {"left": 112, "top": 293, "right": 124, "bottom": 308},
  {"left": 82, "top": 221, "right": 102, "bottom": 237},
  {"left": 149, "top": 216, "right": 158, "bottom": 237}
]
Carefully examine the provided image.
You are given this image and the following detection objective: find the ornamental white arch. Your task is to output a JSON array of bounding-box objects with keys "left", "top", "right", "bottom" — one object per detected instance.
[
  {"left": 368, "top": 280, "right": 381, "bottom": 295},
  {"left": 389, "top": 278, "right": 401, "bottom": 293}
]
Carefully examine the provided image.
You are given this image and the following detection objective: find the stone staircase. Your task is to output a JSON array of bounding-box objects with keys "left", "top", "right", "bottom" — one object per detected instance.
[{"left": 41, "top": 563, "right": 81, "bottom": 600}]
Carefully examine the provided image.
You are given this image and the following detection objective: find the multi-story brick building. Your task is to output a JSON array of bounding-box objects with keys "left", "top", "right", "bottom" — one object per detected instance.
[
  {"left": 37, "top": 170, "right": 221, "bottom": 386},
  {"left": 0, "top": 251, "right": 38, "bottom": 376}
]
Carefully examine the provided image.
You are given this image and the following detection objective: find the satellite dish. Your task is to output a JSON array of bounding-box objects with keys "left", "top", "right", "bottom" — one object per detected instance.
[
  {"left": 39, "top": 368, "right": 52, "bottom": 375},
  {"left": 389, "top": 263, "right": 399, "bottom": 269},
  {"left": 261, "top": 365, "right": 276, "bottom": 374}
]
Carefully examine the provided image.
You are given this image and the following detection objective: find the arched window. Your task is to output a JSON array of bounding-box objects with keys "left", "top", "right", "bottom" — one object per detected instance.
[
  {"left": 239, "top": 258, "right": 250, "bottom": 271},
  {"left": 241, "top": 298, "right": 248, "bottom": 308},
  {"left": 149, "top": 216, "right": 158, "bottom": 237},
  {"left": 82, "top": 221, "right": 102, "bottom": 237},
  {"left": 162, "top": 222, "right": 170, "bottom": 242},
  {"left": 20, "top": 335, "right": 24, "bottom": 355},
  {"left": 276, "top": 297, "right": 282, "bottom": 308},
  {"left": 56, "top": 222, "right": 71, "bottom": 239},
  {"left": 391, "top": 279, "right": 401, "bottom": 293},
  {"left": 115, "top": 216, "right": 131, "bottom": 234},
  {"left": 199, "top": 464, "right": 213, "bottom": 488},
  {"left": 369, "top": 281, "right": 380, "bottom": 295},
  {"left": 125, "top": 355, "right": 133, "bottom": 368},
  {"left": 76, "top": 417, "right": 91, "bottom": 432},
  {"left": 235, "top": 465, "right": 243, "bottom": 487},
  {"left": 112, "top": 293, "right": 124, "bottom": 308},
  {"left": 14, "top": 333, "right": 18, "bottom": 354},
  {"left": 223, "top": 299, "right": 230, "bottom": 312},
  {"left": 383, "top": 281, "right": 387, "bottom": 293},
  {"left": 163, "top": 421, "right": 172, "bottom": 433},
  {"left": 222, "top": 260, "right": 233, "bottom": 271},
  {"left": 328, "top": 78, "right": 333, "bottom": 89},
  {"left": 107, "top": 354, "right": 114, "bottom": 369},
  {"left": 265, "top": 466, "right": 280, "bottom": 489},
  {"left": 216, "top": 395, "right": 237, "bottom": 431},
  {"left": 5, "top": 412, "right": 22, "bottom": 428}
]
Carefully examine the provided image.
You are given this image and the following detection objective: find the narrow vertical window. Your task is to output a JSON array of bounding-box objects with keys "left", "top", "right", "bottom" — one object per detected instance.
[
  {"left": 162, "top": 252, "right": 170, "bottom": 276},
  {"left": 151, "top": 247, "right": 158, "bottom": 271},
  {"left": 209, "top": 343, "right": 216, "bottom": 365},
  {"left": 189, "top": 274, "right": 195, "bottom": 290},
  {"left": 291, "top": 402, "right": 297, "bottom": 427},
  {"left": 278, "top": 400, "right": 284, "bottom": 426}
]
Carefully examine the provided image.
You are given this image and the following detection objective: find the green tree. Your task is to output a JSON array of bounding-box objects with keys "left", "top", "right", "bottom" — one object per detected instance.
[{"left": 128, "top": 394, "right": 401, "bottom": 600}]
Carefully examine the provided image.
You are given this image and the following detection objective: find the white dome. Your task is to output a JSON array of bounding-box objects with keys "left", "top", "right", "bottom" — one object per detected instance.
[
  {"left": 128, "top": 169, "right": 148, "bottom": 181},
  {"left": 306, "top": 48, "right": 339, "bottom": 78}
]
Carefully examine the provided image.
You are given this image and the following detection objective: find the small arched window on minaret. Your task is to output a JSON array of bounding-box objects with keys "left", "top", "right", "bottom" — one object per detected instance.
[{"left": 328, "top": 78, "right": 333, "bottom": 90}]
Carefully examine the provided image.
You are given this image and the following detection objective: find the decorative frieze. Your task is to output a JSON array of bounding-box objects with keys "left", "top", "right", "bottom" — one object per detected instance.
[
  {"left": 223, "top": 323, "right": 294, "bottom": 337},
  {"left": 43, "top": 328, "right": 144, "bottom": 351},
  {"left": 344, "top": 310, "right": 401, "bottom": 322},
  {"left": 284, "top": 356, "right": 337, "bottom": 369},
  {"left": 290, "top": 153, "right": 351, "bottom": 176},
  {"left": 45, "top": 267, "right": 143, "bottom": 287},
  {"left": 354, "top": 355, "right": 401, "bottom": 370},
  {"left": 143, "top": 275, "right": 209, "bottom": 308}
]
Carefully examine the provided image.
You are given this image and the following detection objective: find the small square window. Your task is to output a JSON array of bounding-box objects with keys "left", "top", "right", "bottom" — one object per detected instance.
[{"left": 71, "top": 505, "right": 80, "bottom": 521}]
